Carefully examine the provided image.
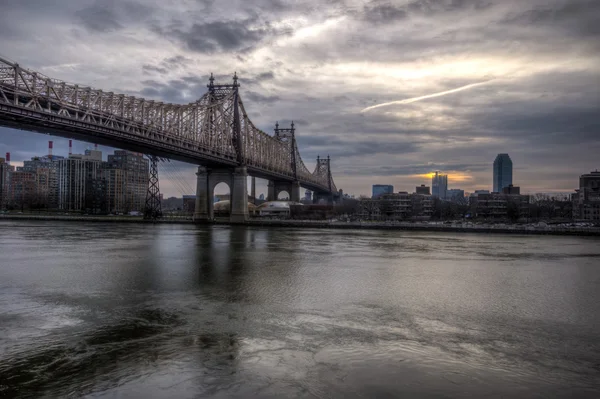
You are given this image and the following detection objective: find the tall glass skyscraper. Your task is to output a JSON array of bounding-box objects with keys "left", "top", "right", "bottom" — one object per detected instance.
[
  {"left": 493, "top": 154, "right": 513, "bottom": 193},
  {"left": 432, "top": 171, "right": 448, "bottom": 199}
]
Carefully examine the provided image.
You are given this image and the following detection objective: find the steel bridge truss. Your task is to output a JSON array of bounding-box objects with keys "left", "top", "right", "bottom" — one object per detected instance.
[{"left": 0, "top": 57, "right": 337, "bottom": 194}]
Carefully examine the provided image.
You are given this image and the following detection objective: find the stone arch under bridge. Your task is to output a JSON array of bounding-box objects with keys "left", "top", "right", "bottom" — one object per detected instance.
[
  {"left": 194, "top": 166, "right": 248, "bottom": 221},
  {"left": 267, "top": 181, "right": 301, "bottom": 202}
]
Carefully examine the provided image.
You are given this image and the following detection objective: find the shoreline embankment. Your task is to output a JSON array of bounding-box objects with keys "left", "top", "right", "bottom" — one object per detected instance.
[{"left": 2, "top": 214, "right": 599, "bottom": 236}]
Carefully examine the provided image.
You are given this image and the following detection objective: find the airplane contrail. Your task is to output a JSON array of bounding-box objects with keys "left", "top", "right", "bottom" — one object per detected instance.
[{"left": 360, "top": 79, "right": 494, "bottom": 113}]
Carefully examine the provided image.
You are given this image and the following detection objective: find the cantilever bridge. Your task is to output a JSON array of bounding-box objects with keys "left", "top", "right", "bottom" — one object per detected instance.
[{"left": 0, "top": 57, "right": 339, "bottom": 221}]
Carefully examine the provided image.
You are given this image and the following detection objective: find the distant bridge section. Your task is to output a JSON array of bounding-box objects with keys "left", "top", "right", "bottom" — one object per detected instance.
[{"left": 0, "top": 57, "right": 337, "bottom": 197}]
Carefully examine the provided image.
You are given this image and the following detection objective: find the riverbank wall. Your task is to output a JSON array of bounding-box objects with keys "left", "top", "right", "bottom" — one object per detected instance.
[{"left": 2, "top": 214, "right": 599, "bottom": 236}]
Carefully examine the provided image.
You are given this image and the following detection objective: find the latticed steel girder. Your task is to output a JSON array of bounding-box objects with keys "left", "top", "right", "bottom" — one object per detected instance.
[
  {"left": 144, "top": 155, "right": 162, "bottom": 220},
  {"left": 0, "top": 56, "right": 338, "bottom": 194}
]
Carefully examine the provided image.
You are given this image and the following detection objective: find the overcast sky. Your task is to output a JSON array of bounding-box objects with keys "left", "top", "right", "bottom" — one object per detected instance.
[{"left": 1, "top": 0, "right": 598, "bottom": 197}]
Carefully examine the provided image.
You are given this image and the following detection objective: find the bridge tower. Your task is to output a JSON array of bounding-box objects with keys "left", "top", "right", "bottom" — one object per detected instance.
[
  {"left": 144, "top": 155, "right": 162, "bottom": 220},
  {"left": 267, "top": 122, "right": 301, "bottom": 202},
  {"left": 312, "top": 155, "right": 335, "bottom": 205},
  {"left": 194, "top": 73, "right": 248, "bottom": 222}
]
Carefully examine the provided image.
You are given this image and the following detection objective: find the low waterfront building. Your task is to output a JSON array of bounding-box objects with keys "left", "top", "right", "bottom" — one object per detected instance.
[
  {"left": 379, "top": 192, "right": 413, "bottom": 219},
  {"left": 446, "top": 189, "right": 465, "bottom": 202},
  {"left": 412, "top": 194, "right": 434, "bottom": 219},
  {"left": 416, "top": 185, "right": 431, "bottom": 195},
  {"left": 358, "top": 193, "right": 433, "bottom": 220},
  {"left": 572, "top": 170, "right": 600, "bottom": 221},
  {"left": 372, "top": 184, "right": 394, "bottom": 199},
  {"left": 469, "top": 192, "right": 529, "bottom": 220},
  {"left": 502, "top": 185, "right": 520, "bottom": 195},
  {"left": 256, "top": 201, "right": 301, "bottom": 217},
  {"left": 213, "top": 200, "right": 257, "bottom": 216}
]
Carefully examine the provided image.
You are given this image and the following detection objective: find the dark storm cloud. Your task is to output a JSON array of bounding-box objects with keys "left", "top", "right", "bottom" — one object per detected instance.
[
  {"left": 244, "top": 91, "right": 280, "bottom": 104},
  {"left": 138, "top": 83, "right": 195, "bottom": 104},
  {"left": 156, "top": 18, "right": 292, "bottom": 54},
  {"left": 321, "top": 140, "right": 420, "bottom": 158},
  {"left": 142, "top": 55, "right": 194, "bottom": 76},
  {"left": 362, "top": 3, "right": 408, "bottom": 23},
  {"left": 362, "top": 0, "right": 490, "bottom": 24},
  {"left": 256, "top": 71, "right": 275, "bottom": 80},
  {"left": 164, "top": 55, "right": 192, "bottom": 66},
  {"left": 142, "top": 65, "right": 168, "bottom": 75},
  {"left": 502, "top": 0, "right": 600, "bottom": 38},
  {"left": 405, "top": 0, "right": 491, "bottom": 14},
  {"left": 75, "top": 1, "right": 155, "bottom": 33},
  {"left": 472, "top": 106, "right": 600, "bottom": 144},
  {"left": 296, "top": 133, "right": 422, "bottom": 159},
  {"left": 238, "top": 71, "right": 276, "bottom": 87},
  {"left": 75, "top": 4, "right": 123, "bottom": 32},
  {"left": 341, "top": 162, "right": 490, "bottom": 177}
]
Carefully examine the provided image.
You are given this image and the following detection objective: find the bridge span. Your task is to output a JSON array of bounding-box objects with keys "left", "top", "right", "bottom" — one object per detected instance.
[{"left": 0, "top": 57, "right": 339, "bottom": 221}]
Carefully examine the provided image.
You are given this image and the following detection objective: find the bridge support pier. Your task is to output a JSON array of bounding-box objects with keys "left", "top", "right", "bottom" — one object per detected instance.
[
  {"left": 291, "top": 181, "right": 301, "bottom": 203},
  {"left": 194, "top": 166, "right": 248, "bottom": 222},
  {"left": 267, "top": 181, "right": 276, "bottom": 202},
  {"left": 194, "top": 166, "right": 209, "bottom": 221},
  {"left": 230, "top": 166, "right": 249, "bottom": 222},
  {"left": 266, "top": 180, "right": 301, "bottom": 202}
]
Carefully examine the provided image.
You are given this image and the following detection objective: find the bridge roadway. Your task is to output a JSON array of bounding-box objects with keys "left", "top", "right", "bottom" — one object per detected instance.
[
  {"left": 0, "top": 99, "right": 330, "bottom": 193},
  {"left": 0, "top": 57, "right": 340, "bottom": 220}
]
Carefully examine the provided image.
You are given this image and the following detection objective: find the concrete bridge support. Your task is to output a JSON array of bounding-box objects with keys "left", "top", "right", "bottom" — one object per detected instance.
[
  {"left": 193, "top": 165, "right": 248, "bottom": 222},
  {"left": 230, "top": 167, "right": 249, "bottom": 222},
  {"left": 266, "top": 180, "right": 301, "bottom": 202},
  {"left": 194, "top": 166, "right": 209, "bottom": 221},
  {"left": 267, "top": 181, "right": 276, "bottom": 202}
]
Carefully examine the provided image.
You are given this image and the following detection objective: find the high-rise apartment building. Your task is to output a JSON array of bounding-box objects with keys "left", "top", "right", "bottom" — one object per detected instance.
[
  {"left": 372, "top": 184, "right": 394, "bottom": 198},
  {"left": 0, "top": 156, "right": 14, "bottom": 208},
  {"left": 7, "top": 170, "right": 37, "bottom": 208},
  {"left": 432, "top": 171, "right": 448, "bottom": 199},
  {"left": 103, "top": 151, "right": 149, "bottom": 213},
  {"left": 493, "top": 154, "right": 513, "bottom": 193},
  {"left": 21, "top": 155, "right": 64, "bottom": 209},
  {"left": 57, "top": 150, "right": 103, "bottom": 211}
]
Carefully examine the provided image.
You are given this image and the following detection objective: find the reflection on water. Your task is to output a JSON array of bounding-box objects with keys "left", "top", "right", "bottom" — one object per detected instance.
[{"left": 0, "top": 221, "right": 599, "bottom": 398}]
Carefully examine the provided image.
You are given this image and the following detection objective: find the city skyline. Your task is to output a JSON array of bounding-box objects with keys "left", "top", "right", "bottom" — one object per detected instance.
[
  {"left": 0, "top": 143, "right": 590, "bottom": 198},
  {"left": 0, "top": 0, "right": 598, "bottom": 196}
]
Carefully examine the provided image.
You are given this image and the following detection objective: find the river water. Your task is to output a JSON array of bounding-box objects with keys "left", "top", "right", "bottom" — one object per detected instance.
[{"left": 0, "top": 220, "right": 599, "bottom": 398}]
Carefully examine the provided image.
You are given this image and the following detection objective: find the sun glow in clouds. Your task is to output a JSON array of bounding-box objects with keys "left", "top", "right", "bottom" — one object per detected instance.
[
  {"left": 416, "top": 172, "right": 474, "bottom": 183},
  {"left": 361, "top": 80, "right": 495, "bottom": 112}
]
